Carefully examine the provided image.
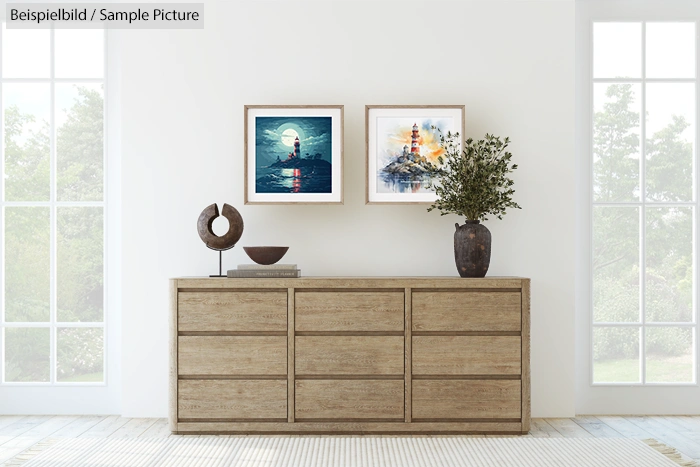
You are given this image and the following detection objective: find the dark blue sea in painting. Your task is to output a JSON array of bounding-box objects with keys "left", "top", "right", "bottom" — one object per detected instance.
[{"left": 255, "top": 116, "right": 332, "bottom": 194}]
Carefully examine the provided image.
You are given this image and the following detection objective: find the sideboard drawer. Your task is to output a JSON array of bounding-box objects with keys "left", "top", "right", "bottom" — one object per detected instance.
[
  {"left": 295, "top": 336, "right": 404, "bottom": 375},
  {"left": 178, "top": 336, "right": 287, "bottom": 375},
  {"left": 178, "top": 380, "right": 287, "bottom": 420},
  {"left": 412, "top": 291, "right": 521, "bottom": 332},
  {"left": 178, "top": 291, "right": 287, "bottom": 332},
  {"left": 295, "top": 292, "right": 404, "bottom": 332},
  {"left": 295, "top": 380, "right": 404, "bottom": 420},
  {"left": 413, "top": 336, "right": 521, "bottom": 375},
  {"left": 412, "top": 380, "right": 521, "bottom": 419}
]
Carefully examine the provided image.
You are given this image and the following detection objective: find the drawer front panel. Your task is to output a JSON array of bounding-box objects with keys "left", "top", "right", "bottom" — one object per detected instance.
[
  {"left": 295, "top": 380, "right": 404, "bottom": 419},
  {"left": 412, "top": 291, "right": 521, "bottom": 332},
  {"left": 296, "top": 336, "right": 404, "bottom": 375},
  {"left": 178, "top": 291, "right": 287, "bottom": 332},
  {"left": 178, "top": 380, "right": 287, "bottom": 419},
  {"left": 295, "top": 292, "right": 404, "bottom": 332},
  {"left": 178, "top": 336, "right": 286, "bottom": 375},
  {"left": 413, "top": 336, "right": 521, "bottom": 375},
  {"left": 412, "top": 380, "right": 521, "bottom": 419}
]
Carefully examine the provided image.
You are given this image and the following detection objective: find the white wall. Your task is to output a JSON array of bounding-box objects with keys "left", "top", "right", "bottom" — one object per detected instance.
[{"left": 120, "top": 0, "right": 575, "bottom": 418}]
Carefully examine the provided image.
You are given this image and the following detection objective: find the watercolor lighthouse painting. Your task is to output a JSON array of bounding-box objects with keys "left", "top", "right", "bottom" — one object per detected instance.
[
  {"left": 376, "top": 119, "right": 450, "bottom": 193},
  {"left": 366, "top": 106, "right": 464, "bottom": 204},
  {"left": 244, "top": 106, "right": 344, "bottom": 204}
]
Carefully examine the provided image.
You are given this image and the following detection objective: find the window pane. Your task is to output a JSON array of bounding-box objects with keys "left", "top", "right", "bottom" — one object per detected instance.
[
  {"left": 645, "top": 207, "right": 693, "bottom": 323},
  {"left": 4, "top": 327, "right": 50, "bottom": 382},
  {"left": 593, "top": 327, "right": 640, "bottom": 383},
  {"left": 1, "top": 25, "right": 50, "bottom": 78},
  {"left": 646, "top": 23, "right": 695, "bottom": 79},
  {"left": 593, "top": 207, "right": 640, "bottom": 322},
  {"left": 56, "top": 84, "right": 104, "bottom": 202},
  {"left": 3, "top": 84, "right": 51, "bottom": 202},
  {"left": 646, "top": 83, "right": 695, "bottom": 202},
  {"left": 646, "top": 327, "right": 694, "bottom": 383},
  {"left": 57, "top": 327, "right": 104, "bottom": 382},
  {"left": 594, "top": 83, "right": 641, "bottom": 202},
  {"left": 55, "top": 30, "right": 104, "bottom": 78},
  {"left": 4, "top": 207, "right": 50, "bottom": 322},
  {"left": 57, "top": 207, "right": 104, "bottom": 322},
  {"left": 594, "top": 23, "right": 642, "bottom": 79}
]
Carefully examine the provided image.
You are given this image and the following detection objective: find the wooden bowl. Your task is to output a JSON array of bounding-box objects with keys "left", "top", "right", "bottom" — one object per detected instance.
[{"left": 243, "top": 246, "right": 289, "bottom": 265}]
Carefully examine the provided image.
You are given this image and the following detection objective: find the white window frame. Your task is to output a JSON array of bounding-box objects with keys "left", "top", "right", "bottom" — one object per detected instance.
[
  {"left": 577, "top": 0, "right": 700, "bottom": 415},
  {"left": 0, "top": 24, "right": 121, "bottom": 414}
]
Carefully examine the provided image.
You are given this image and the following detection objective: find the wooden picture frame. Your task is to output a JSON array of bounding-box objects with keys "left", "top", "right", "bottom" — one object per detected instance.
[
  {"left": 365, "top": 105, "right": 465, "bottom": 204},
  {"left": 244, "top": 105, "right": 344, "bottom": 204}
]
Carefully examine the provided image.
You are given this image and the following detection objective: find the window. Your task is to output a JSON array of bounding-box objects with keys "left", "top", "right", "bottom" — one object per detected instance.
[
  {"left": 591, "top": 21, "right": 697, "bottom": 385},
  {"left": 1, "top": 26, "right": 106, "bottom": 384}
]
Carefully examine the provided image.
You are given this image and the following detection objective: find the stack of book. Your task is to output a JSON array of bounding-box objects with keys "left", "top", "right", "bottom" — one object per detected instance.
[{"left": 227, "top": 264, "right": 301, "bottom": 278}]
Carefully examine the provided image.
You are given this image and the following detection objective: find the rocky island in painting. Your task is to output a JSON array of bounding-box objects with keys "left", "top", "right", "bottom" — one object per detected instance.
[
  {"left": 376, "top": 118, "right": 453, "bottom": 194},
  {"left": 255, "top": 116, "right": 332, "bottom": 194}
]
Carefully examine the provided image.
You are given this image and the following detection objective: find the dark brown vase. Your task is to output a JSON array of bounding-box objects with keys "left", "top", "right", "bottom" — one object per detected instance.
[{"left": 454, "top": 220, "right": 491, "bottom": 278}]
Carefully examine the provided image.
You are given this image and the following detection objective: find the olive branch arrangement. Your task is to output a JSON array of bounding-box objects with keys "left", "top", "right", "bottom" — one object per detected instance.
[{"left": 428, "top": 130, "right": 521, "bottom": 222}]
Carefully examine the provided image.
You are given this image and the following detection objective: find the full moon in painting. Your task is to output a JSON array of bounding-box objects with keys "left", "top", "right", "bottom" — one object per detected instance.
[{"left": 281, "top": 129, "right": 299, "bottom": 147}]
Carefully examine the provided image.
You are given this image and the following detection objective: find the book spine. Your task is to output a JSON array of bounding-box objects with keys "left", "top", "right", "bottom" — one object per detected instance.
[
  {"left": 237, "top": 264, "right": 298, "bottom": 270},
  {"left": 227, "top": 270, "right": 301, "bottom": 278}
]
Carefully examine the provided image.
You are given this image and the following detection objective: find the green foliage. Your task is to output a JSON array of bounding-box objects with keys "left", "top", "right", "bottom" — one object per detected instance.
[
  {"left": 5, "top": 328, "right": 50, "bottom": 382},
  {"left": 593, "top": 84, "right": 640, "bottom": 202},
  {"left": 427, "top": 131, "right": 521, "bottom": 222},
  {"left": 593, "top": 327, "right": 638, "bottom": 361},
  {"left": 4, "top": 207, "right": 51, "bottom": 322},
  {"left": 646, "top": 115, "right": 693, "bottom": 202},
  {"left": 57, "top": 328, "right": 103, "bottom": 381},
  {"left": 57, "top": 207, "right": 104, "bottom": 322},
  {"left": 4, "top": 106, "right": 50, "bottom": 201},
  {"left": 57, "top": 86, "right": 104, "bottom": 201}
]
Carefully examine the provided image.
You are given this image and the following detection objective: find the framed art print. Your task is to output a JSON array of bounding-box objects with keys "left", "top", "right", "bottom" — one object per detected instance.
[
  {"left": 244, "top": 105, "right": 344, "bottom": 204},
  {"left": 365, "top": 105, "right": 465, "bottom": 204}
]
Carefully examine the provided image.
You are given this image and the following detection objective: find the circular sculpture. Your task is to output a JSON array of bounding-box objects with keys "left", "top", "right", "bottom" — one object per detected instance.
[{"left": 197, "top": 203, "right": 244, "bottom": 251}]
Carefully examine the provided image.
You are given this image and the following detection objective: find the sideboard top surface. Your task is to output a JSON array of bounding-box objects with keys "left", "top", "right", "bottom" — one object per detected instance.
[{"left": 172, "top": 277, "right": 530, "bottom": 289}]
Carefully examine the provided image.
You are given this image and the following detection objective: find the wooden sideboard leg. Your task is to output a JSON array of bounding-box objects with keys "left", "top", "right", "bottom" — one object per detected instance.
[
  {"left": 288, "top": 287, "right": 295, "bottom": 423},
  {"left": 169, "top": 279, "right": 179, "bottom": 433},
  {"left": 405, "top": 287, "right": 412, "bottom": 423},
  {"left": 521, "top": 278, "right": 531, "bottom": 433}
]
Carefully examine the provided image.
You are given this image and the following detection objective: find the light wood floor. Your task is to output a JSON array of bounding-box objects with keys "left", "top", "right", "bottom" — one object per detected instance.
[{"left": 0, "top": 416, "right": 699, "bottom": 464}]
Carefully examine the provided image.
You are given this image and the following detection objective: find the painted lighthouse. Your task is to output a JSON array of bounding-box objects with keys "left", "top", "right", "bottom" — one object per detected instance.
[
  {"left": 411, "top": 123, "right": 420, "bottom": 154},
  {"left": 287, "top": 136, "right": 301, "bottom": 160},
  {"left": 401, "top": 123, "right": 422, "bottom": 158}
]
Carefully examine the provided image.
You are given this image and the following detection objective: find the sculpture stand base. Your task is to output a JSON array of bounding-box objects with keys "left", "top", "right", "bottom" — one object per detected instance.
[{"left": 210, "top": 250, "right": 225, "bottom": 278}]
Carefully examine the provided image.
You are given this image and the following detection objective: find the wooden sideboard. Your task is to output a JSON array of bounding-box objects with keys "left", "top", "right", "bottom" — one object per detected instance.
[{"left": 170, "top": 277, "right": 530, "bottom": 434}]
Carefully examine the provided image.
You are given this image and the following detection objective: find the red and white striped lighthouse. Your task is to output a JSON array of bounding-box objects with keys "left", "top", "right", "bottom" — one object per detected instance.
[
  {"left": 294, "top": 136, "right": 300, "bottom": 158},
  {"left": 411, "top": 123, "right": 420, "bottom": 154}
]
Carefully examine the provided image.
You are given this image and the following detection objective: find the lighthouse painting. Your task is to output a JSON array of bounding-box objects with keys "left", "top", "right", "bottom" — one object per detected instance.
[
  {"left": 245, "top": 106, "right": 344, "bottom": 204},
  {"left": 365, "top": 106, "right": 465, "bottom": 204}
]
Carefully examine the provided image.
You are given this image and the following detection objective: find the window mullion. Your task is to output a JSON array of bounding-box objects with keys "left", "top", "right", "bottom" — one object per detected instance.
[
  {"left": 49, "top": 27, "right": 57, "bottom": 385},
  {"left": 0, "top": 20, "right": 5, "bottom": 385},
  {"left": 695, "top": 19, "right": 700, "bottom": 385},
  {"left": 640, "top": 21, "right": 647, "bottom": 385},
  {"left": 589, "top": 19, "right": 595, "bottom": 387}
]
